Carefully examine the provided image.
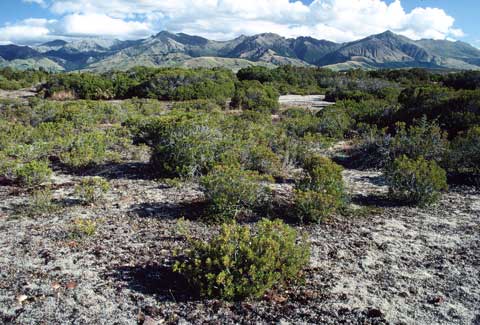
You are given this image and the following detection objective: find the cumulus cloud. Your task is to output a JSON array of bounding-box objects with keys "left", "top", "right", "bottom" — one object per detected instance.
[
  {"left": 1, "top": 0, "right": 466, "bottom": 44},
  {"left": 0, "top": 18, "right": 54, "bottom": 44},
  {"left": 61, "top": 14, "right": 151, "bottom": 38}
]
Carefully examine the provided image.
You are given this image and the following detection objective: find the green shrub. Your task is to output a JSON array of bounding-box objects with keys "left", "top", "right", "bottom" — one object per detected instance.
[
  {"left": 171, "top": 99, "right": 223, "bottom": 112},
  {"left": 389, "top": 117, "right": 449, "bottom": 164},
  {"left": 293, "top": 189, "right": 343, "bottom": 223},
  {"left": 173, "top": 219, "right": 310, "bottom": 300},
  {"left": 200, "top": 165, "right": 272, "bottom": 221},
  {"left": 59, "top": 132, "right": 109, "bottom": 168},
  {"left": 0, "top": 151, "right": 18, "bottom": 180},
  {"left": 28, "top": 186, "right": 56, "bottom": 215},
  {"left": 298, "top": 155, "right": 345, "bottom": 194},
  {"left": 74, "top": 177, "right": 110, "bottom": 204},
  {"left": 316, "top": 106, "right": 353, "bottom": 139},
  {"left": 231, "top": 80, "right": 279, "bottom": 113},
  {"left": 386, "top": 155, "right": 448, "bottom": 206},
  {"left": 220, "top": 143, "right": 282, "bottom": 177},
  {"left": 293, "top": 155, "right": 346, "bottom": 223},
  {"left": 71, "top": 218, "right": 98, "bottom": 237},
  {"left": 146, "top": 112, "right": 226, "bottom": 177},
  {"left": 447, "top": 126, "right": 480, "bottom": 174},
  {"left": 14, "top": 160, "right": 52, "bottom": 187}
]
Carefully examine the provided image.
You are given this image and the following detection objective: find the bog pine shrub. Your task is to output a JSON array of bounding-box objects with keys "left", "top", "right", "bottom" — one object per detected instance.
[
  {"left": 14, "top": 160, "right": 52, "bottom": 187},
  {"left": 294, "top": 155, "right": 346, "bottom": 223},
  {"left": 447, "top": 126, "right": 480, "bottom": 175},
  {"left": 200, "top": 165, "right": 272, "bottom": 221},
  {"left": 386, "top": 155, "right": 448, "bottom": 206},
  {"left": 74, "top": 177, "right": 110, "bottom": 204},
  {"left": 173, "top": 219, "right": 310, "bottom": 300}
]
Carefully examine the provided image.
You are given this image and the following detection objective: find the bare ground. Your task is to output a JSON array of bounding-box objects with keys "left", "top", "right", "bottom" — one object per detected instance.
[{"left": 0, "top": 158, "right": 479, "bottom": 324}]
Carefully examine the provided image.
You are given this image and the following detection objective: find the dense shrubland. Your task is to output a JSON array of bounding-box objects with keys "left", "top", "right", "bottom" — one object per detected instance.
[
  {"left": 0, "top": 67, "right": 49, "bottom": 90},
  {"left": 1, "top": 66, "right": 480, "bottom": 301}
]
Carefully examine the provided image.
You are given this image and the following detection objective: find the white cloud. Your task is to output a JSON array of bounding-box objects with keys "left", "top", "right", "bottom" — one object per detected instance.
[
  {"left": 61, "top": 14, "right": 150, "bottom": 38},
  {"left": 22, "top": 0, "right": 47, "bottom": 7},
  {"left": 4, "top": 0, "right": 467, "bottom": 44},
  {"left": 0, "top": 18, "right": 53, "bottom": 44}
]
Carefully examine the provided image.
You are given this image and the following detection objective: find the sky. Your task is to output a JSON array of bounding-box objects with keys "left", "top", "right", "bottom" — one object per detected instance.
[{"left": 0, "top": 0, "right": 478, "bottom": 47}]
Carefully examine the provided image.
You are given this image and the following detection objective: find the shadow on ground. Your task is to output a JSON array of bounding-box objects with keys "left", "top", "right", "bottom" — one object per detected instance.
[
  {"left": 129, "top": 201, "right": 208, "bottom": 220},
  {"left": 350, "top": 194, "right": 406, "bottom": 208},
  {"left": 107, "top": 262, "right": 196, "bottom": 302},
  {"left": 54, "top": 161, "right": 156, "bottom": 181}
]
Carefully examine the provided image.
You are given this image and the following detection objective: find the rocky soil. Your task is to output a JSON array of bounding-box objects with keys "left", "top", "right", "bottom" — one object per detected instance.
[
  {"left": 0, "top": 156, "right": 479, "bottom": 324},
  {"left": 279, "top": 95, "right": 335, "bottom": 112}
]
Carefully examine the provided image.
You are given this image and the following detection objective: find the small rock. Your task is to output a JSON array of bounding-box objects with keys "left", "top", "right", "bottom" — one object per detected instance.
[
  {"left": 51, "top": 282, "right": 61, "bottom": 290},
  {"left": 16, "top": 294, "right": 28, "bottom": 304},
  {"left": 66, "top": 281, "right": 77, "bottom": 289}
]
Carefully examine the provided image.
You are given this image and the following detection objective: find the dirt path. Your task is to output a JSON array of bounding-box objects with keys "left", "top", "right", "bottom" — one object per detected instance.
[
  {"left": 0, "top": 161, "right": 479, "bottom": 324},
  {"left": 0, "top": 88, "right": 37, "bottom": 100}
]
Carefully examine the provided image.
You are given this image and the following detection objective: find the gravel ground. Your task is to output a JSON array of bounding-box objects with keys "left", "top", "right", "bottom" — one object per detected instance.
[{"left": 0, "top": 159, "right": 479, "bottom": 324}]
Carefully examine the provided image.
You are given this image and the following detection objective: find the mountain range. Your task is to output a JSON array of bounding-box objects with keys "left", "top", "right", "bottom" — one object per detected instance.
[{"left": 1, "top": 30, "right": 479, "bottom": 72}]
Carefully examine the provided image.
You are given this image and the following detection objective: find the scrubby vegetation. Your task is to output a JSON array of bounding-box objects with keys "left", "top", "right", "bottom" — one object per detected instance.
[
  {"left": 74, "top": 177, "right": 110, "bottom": 205},
  {"left": 386, "top": 156, "right": 448, "bottom": 206},
  {"left": 1, "top": 65, "right": 480, "bottom": 307},
  {"left": 173, "top": 219, "right": 310, "bottom": 300},
  {"left": 294, "top": 155, "right": 346, "bottom": 223}
]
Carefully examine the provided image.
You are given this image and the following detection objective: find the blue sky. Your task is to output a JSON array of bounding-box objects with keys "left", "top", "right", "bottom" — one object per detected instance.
[{"left": 0, "top": 0, "right": 477, "bottom": 46}]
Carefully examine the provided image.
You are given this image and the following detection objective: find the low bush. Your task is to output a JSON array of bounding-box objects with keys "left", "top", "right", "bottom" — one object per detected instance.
[
  {"left": 173, "top": 219, "right": 310, "bottom": 300},
  {"left": 71, "top": 218, "right": 97, "bottom": 237},
  {"left": 388, "top": 117, "right": 450, "bottom": 164},
  {"left": 28, "top": 186, "right": 56, "bottom": 215},
  {"left": 59, "top": 131, "right": 109, "bottom": 169},
  {"left": 231, "top": 80, "right": 279, "bottom": 113},
  {"left": 385, "top": 155, "right": 448, "bottom": 206},
  {"left": 74, "top": 177, "right": 110, "bottom": 205},
  {"left": 447, "top": 126, "right": 480, "bottom": 175},
  {"left": 316, "top": 106, "right": 353, "bottom": 139},
  {"left": 293, "top": 155, "right": 346, "bottom": 223},
  {"left": 200, "top": 165, "right": 272, "bottom": 221},
  {"left": 298, "top": 155, "right": 345, "bottom": 194},
  {"left": 14, "top": 160, "right": 52, "bottom": 187},
  {"left": 171, "top": 99, "right": 223, "bottom": 112},
  {"left": 293, "top": 189, "right": 343, "bottom": 223}
]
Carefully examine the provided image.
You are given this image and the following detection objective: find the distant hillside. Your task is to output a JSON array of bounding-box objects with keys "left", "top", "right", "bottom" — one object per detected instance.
[{"left": 1, "top": 31, "right": 479, "bottom": 71}]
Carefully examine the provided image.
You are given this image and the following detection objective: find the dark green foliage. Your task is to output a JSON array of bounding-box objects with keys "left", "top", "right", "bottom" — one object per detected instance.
[
  {"left": 397, "top": 86, "right": 480, "bottom": 135},
  {"left": 200, "top": 165, "right": 272, "bottom": 221},
  {"left": 42, "top": 73, "right": 115, "bottom": 100},
  {"left": 443, "top": 71, "right": 480, "bottom": 90},
  {"left": 386, "top": 155, "right": 448, "bottom": 206},
  {"left": 231, "top": 80, "right": 279, "bottom": 113},
  {"left": 325, "top": 89, "right": 374, "bottom": 102},
  {"left": 0, "top": 67, "right": 49, "bottom": 90},
  {"left": 447, "top": 126, "right": 480, "bottom": 174},
  {"left": 336, "top": 99, "right": 398, "bottom": 128},
  {"left": 173, "top": 219, "right": 310, "bottom": 300},
  {"left": 316, "top": 105, "right": 353, "bottom": 138},
  {"left": 237, "top": 66, "right": 274, "bottom": 83},
  {"left": 171, "top": 99, "right": 223, "bottom": 112},
  {"left": 132, "top": 68, "right": 235, "bottom": 101}
]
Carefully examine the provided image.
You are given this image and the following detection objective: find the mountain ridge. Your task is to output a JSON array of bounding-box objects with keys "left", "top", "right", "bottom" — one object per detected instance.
[{"left": 1, "top": 31, "right": 479, "bottom": 72}]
